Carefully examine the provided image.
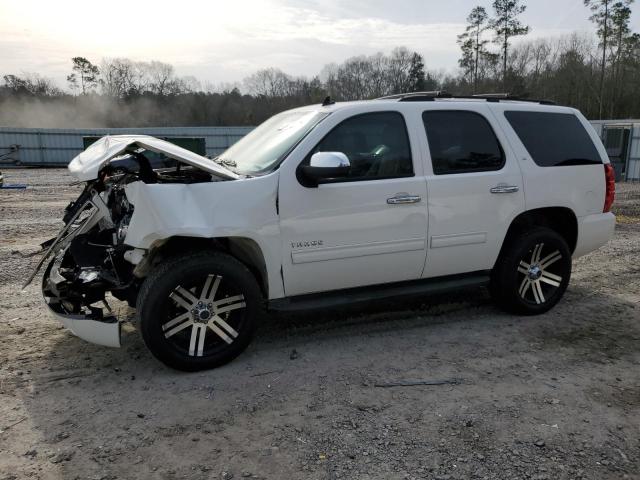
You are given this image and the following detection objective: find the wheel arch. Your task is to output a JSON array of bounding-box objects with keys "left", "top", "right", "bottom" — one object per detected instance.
[
  {"left": 495, "top": 207, "right": 578, "bottom": 268},
  {"left": 143, "top": 235, "right": 270, "bottom": 298}
]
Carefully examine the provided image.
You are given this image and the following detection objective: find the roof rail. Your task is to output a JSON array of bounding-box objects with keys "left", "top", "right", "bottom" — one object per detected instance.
[
  {"left": 378, "top": 91, "right": 556, "bottom": 106},
  {"left": 471, "top": 93, "right": 556, "bottom": 105},
  {"left": 377, "top": 91, "right": 452, "bottom": 101}
]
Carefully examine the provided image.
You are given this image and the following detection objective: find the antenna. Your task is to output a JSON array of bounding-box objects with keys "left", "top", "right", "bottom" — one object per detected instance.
[{"left": 322, "top": 96, "right": 335, "bottom": 106}]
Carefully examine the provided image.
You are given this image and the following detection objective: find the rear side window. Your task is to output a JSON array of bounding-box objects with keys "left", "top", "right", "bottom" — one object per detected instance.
[
  {"left": 504, "top": 111, "right": 602, "bottom": 167},
  {"left": 422, "top": 111, "right": 505, "bottom": 175}
]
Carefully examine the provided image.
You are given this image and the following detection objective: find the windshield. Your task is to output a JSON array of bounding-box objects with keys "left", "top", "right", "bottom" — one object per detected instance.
[{"left": 218, "top": 110, "right": 329, "bottom": 175}]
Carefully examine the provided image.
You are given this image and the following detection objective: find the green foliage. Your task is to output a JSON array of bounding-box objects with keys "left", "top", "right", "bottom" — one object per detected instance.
[
  {"left": 68, "top": 57, "right": 99, "bottom": 94},
  {"left": 490, "top": 0, "right": 530, "bottom": 88},
  {"left": 408, "top": 53, "right": 427, "bottom": 92},
  {"left": 457, "top": 6, "right": 491, "bottom": 92},
  {"left": 584, "top": 0, "right": 635, "bottom": 117}
]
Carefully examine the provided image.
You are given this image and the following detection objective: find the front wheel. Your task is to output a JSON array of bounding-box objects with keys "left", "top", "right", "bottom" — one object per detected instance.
[
  {"left": 137, "top": 251, "right": 263, "bottom": 371},
  {"left": 491, "top": 227, "right": 571, "bottom": 315}
]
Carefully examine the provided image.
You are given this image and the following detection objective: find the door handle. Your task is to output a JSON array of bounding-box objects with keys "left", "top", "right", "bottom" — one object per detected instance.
[
  {"left": 490, "top": 185, "right": 519, "bottom": 194},
  {"left": 387, "top": 194, "right": 422, "bottom": 205}
]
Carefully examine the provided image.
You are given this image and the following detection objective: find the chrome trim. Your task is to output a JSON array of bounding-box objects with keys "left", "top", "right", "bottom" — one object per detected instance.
[
  {"left": 163, "top": 274, "right": 245, "bottom": 356},
  {"left": 387, "top": 194, "right": 422, "bottom": 205},
  {"left": 291, "top": 237, "right": 426, "bottom": 264},
  {"left": 490, "top": 185, "right": 519, "bottom": 194},
  {"left": 430, "top": 232, "right": 488, "bottom": 249},
  {"left": 517, "top": 244, "right": 564, "bottom": 305}
]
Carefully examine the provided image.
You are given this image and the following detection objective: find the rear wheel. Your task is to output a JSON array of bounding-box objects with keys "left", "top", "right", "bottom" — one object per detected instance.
[
  {"left": 138, "top": 251, "right": 263, "bottom": 371},
  {"left": 491, "top": 227, "right": 571, "bottom": 315}
]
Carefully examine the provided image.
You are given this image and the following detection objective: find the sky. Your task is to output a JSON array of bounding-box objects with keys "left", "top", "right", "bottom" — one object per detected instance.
[{"left": 0, "top": 0, "right": 638, "bottom": 90}]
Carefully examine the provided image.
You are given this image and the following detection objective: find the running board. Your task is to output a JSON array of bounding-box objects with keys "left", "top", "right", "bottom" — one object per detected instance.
[{"left": 268, "top": 272, "right": 491, "bottom": 313}]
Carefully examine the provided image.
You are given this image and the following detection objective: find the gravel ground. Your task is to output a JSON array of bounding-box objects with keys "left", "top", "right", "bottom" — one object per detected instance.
[{"left": 1, "top": 168, "right": 639, "bottom": 480}]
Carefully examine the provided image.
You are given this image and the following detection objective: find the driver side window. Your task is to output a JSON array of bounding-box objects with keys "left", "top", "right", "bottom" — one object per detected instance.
[{"left": 304, "top": 112, "right": 414, "bottom": 181}]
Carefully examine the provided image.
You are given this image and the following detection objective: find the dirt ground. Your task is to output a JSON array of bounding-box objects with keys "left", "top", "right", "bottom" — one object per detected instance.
[{"left": 1, "top": 169, "right": 639, "bottom": 480}]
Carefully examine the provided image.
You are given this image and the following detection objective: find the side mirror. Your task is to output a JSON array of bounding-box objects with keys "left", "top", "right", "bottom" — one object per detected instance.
[{"left": 301, "top": 152, "right": 351, "bottom": 186}]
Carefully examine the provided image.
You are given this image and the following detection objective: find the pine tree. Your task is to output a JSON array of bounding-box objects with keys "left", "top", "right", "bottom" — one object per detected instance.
[
  {"left": 490, "top": 0, "right": 530, "bottom": 91},
  {"left": 609, "top": 1, "right": 634, "bottom": 117},
  {"left": 408, "top": 53, "right": 427, "bottom": 92},
  {"left": 457, "top": 6, "right": 490, "bottom": 93},
  {"left": 68, "top": 57, "right": 99, "bottom": 94},
  {"left": 584, "top": 0, "right": 615, "bottom": 118}
]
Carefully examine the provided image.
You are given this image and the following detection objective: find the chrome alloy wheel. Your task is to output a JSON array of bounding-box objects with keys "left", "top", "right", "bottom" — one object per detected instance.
[
  {"left": 161, "top": 274, "right": 246, "bottom": 357},
  {"left": 516, "top": 243, "right": 564, "bottom": 305}
]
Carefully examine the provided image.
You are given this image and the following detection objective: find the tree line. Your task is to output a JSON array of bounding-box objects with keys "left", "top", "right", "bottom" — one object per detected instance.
[
  {"left": 0, "top": 0, "right": 638, "bottom": 128},
  {"left": 453, "top": 0, "right": 639, "bottom": 119}
]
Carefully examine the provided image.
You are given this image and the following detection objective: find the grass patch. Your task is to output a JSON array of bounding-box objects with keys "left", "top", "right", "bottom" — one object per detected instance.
[{"left": 614, "top": 214, "right": 640, "bottom": 224}]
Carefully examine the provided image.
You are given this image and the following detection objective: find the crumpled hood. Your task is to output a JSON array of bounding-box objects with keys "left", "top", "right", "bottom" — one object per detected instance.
[{"left": 67, "top": 135, "right": 239, "bottom": 181}]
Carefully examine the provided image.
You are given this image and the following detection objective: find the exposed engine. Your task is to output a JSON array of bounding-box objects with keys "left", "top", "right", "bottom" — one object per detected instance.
[{"left": 37, "top": 151, "right": 218, "bottom": 320}]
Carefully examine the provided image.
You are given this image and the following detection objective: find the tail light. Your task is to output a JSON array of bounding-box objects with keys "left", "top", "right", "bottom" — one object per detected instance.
[{"left": 604, "top": 163, "right": 615, "bottom": 213}]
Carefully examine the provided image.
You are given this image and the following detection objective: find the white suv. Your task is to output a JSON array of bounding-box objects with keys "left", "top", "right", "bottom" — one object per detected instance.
[{"left": 27, "top": 92, "right": 616, "bottom": 371}]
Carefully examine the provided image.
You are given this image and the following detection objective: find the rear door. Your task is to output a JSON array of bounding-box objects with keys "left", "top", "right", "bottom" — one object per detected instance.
[
  {"left": 491, "top": 106, "right": 608, "bottom": 218},
  {"left": 419, "top": 104, "right": 525, "bottom": 278}
]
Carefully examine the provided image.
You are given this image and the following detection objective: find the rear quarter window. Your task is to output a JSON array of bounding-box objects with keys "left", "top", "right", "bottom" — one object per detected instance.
[{"left": 504, "top": 111, "right": 602, "bottom": 167}]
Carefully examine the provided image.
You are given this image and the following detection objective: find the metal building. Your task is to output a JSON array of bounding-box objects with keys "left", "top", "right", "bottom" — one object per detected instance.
[
  {"left": 0, "top": 126, "right": 254, "bottom": 166},
  {"left": 590, "top": 120, "right": 640, "bottom": 181},
  {"left": 3, "top": 123, "right": 638, "bottom": 181}
]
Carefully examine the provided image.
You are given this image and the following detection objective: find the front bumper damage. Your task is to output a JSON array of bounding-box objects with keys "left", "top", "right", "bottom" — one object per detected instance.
[
  {"left": 42, "top": 256, "right": 122, "bottom": 348},
  {"left": 26, "top": 134, "right": 241, "bottom": 349},
  {"left": 46, "top": 307, "right": 121, "bottom": 348},
  {"left": 26, "top": 188, "right": 133, "bottom": 348}
]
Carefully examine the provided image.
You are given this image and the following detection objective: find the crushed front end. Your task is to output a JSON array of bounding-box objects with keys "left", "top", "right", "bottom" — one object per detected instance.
[
  {"left": 29, "top": 174, "right": 138, "bottom": 347},
  {"left": 25, "top": 135, "right": 239, "bottom": 347}
]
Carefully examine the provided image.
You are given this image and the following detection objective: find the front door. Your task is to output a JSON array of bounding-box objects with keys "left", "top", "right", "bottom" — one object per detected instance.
[{"left": 278, "top": 110, "right": 428, "bottom": 296}]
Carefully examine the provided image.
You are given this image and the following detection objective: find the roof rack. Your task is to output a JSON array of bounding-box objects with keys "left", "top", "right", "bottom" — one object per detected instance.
[
  {"left": 378, "top": 91, "right": 453, "bottom": 101},
  {"left": 377, "top": 91, "right": 556, "bottom": 106},
  {"left": 469, "top": 93, "right": 556, "bottom": 105}
]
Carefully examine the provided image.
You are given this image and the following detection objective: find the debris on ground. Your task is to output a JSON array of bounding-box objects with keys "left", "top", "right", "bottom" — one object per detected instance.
[{"left": 374, "top": 378, "right": 462, "bottom": 388}]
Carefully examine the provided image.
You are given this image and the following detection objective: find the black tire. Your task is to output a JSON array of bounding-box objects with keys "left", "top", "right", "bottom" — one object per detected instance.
[
  {"left": 137, "top": 250, "right": 263, "bottom": 371},
  {"left": 491, "top": 227, "right": 571, "bottom": 315}
]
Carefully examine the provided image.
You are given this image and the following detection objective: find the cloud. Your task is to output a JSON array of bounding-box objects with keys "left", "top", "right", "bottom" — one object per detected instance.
[
  {"left": 2, "top": 0, "right": 633, "bottom": 88},
  {"left": 0, "top": 0, "right": 465, "bottom": 86}
]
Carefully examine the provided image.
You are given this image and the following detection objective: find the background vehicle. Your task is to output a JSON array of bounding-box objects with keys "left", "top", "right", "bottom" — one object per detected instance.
[{"left": 29, "top": 93, "right": 616, "bottom": 371}]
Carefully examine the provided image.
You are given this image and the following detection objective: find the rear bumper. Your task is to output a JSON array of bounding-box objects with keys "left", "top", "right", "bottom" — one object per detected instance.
[{"left": 573, "top": 212, "right": 616, "bottom": 258}]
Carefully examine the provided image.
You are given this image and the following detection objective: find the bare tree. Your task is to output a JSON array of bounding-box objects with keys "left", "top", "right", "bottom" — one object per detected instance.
[
  {"left": 244, "top": 68, "right": 292, "bottom": 97},
  {"left": 387, "top": 47, "right": 415, "bottom": 93},
  {"left": 100, "top": 58, "right": 136, "bottom": 97},
  {"left": 320, "top": 49, "right": 427, "bottom": 100},
  {"left": 3, "top": 73, "right": 61, "bottom": 96},
  {"left": 2, "top": 8, "right": 639, "bottom": 130},
  {"left": 147, "top": 61, "right": 175, "bottom": 95}
]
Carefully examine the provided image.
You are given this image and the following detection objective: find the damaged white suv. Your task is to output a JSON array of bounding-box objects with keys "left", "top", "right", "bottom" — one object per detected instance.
[{"left": 26, "top": 92, "right": 616, "bottom": 371}]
